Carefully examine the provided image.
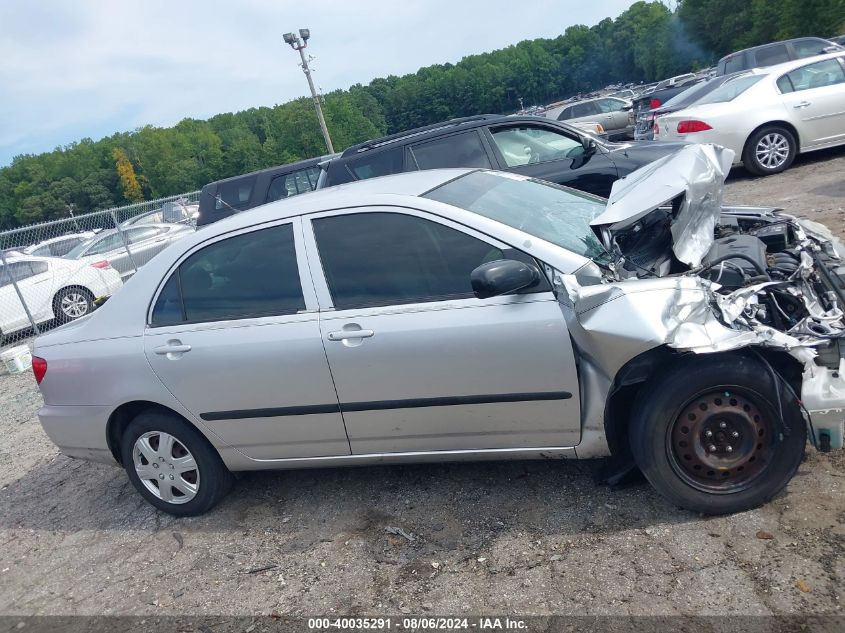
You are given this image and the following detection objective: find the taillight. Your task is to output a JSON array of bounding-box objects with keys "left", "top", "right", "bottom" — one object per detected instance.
[
  {"left": 677, "top": 120, "right": 713, "bottom": 134},
  {"left": 32, "top": 356, "right": 47, "bottom": 385},
  {"left": 649, "top": 98, "right": 661, "bottom": 109},
  {"left": 91, "top": 260, "right": 111, "bottom": 269}
]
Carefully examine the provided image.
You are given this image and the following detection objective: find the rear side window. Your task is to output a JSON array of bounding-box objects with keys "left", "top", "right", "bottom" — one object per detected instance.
[
  {"left": 347, "top": 147, "right": 404, "bottom": 180},
  {"left": 215, "top": 175, "right": 257, "bottom": 210},
  {"left": 151, "top": 224, "right": 304, "bottom": 325},
  {"left": 410, "top": 131, "right": 491, "bottom": 169},
  {"left": 721, "top": 55, "right": 745, "bottom": 74},
  {"left": 312, "top": 212, "right": 504, "bottom": 310},
  {"left": 754, "top": 44, "right": 790, "bottom": 67},
  {"left": 266, "top": 167, "right": 320, "bottom": 202},
  {"left": 50, "top": 238, "right": 82, "bottom": 257},
  {"left": 779, "top": 58, "right": 845, "bottom": 93}
]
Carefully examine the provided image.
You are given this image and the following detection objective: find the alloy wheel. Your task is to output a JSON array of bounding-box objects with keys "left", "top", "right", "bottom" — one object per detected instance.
[
  {"left": 754, "top": 132, "right": 790, "bottom": 170},
  {"left": 60, "top": 292, "right": 89, "bottom": 319},
  {"left": 132, "top": 431, "right": 200, "bottom": 504},
  {"left": 667, "top": 389, "right": 774, "bottom": 494}
]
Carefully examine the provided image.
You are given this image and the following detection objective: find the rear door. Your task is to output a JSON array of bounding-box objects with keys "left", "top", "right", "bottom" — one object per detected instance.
[
  {"left": 408, "top": 130, "right": 494, "bottom": 170},
  {"left": 143, "top": 219, "right": 349, "bottom": 460},
  {"left": 303, "top": 207, "right": 581, "bottom": 455},
  {"left": 485, "top": 122, "right": 618, "bottom": 197},
  {"left": 778, "top": 57, "right": 845, "bottom": 147}
]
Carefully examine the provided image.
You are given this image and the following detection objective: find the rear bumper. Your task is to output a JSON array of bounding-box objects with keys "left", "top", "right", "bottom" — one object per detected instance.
[{"left": 38, "top": 404, "right": 118, "bottom": 466}]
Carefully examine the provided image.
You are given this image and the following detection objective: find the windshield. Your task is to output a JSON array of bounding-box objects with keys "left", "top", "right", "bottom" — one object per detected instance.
[
  {"left": 64, "top": 235, "right": 98, "bottom": 258},
  {"left": 695, "top": 75, "right": 763, "bottom": 104},
  {"left": 423, "top": 171, "right": 608, "bottom": 262}
]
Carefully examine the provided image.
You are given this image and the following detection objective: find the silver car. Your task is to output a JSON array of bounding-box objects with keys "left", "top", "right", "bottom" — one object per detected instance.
[
  {"left": 546, "top": 97, "right": 634, "bottom": 140},
  {"left": 32, "top": 147, "right": 845, "bottom": 516},
  {"left": 64, "top": 223, "right": 194, "bottom": 279}
]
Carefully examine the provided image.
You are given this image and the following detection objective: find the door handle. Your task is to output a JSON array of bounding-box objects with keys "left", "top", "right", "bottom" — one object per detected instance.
[
  {"left": 793, "top": 101, "right": 811, "bottom": 109},
  {"left": 327, "top": 329, "right": 374, "bottom": 341},
  {"left": 154, "top": 341, "right": 192, "bottom": 356}
]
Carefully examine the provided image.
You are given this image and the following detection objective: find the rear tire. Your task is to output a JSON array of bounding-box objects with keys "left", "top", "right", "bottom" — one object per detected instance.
[
  {"left": 629, "top": 354, "right": 806, "bottom": 515},
  {"left": 742, "top": 125, "right": 797, "bottom": 176},
  {"left": 121, "top": 411, "right": 233, "bottom": 517}
]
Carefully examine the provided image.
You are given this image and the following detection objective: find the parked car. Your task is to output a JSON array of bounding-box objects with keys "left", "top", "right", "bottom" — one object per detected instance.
[
  {"left": 32, "top": 149, "right": 845, "bottom": 517},
  {"left": 319, "top": 115, "right": 686, "bottom": 199},
  {"left": 546, "top": 97, "right": 634, "bottom": 140},
  {"left": 631, "top": 78, "right": 706, "bottom": 135},
  {"left": 63, "top": 223, "right": 194, "bottom": 279},
  {"left": 716, "top": 37, "right": 843, "bottom": 76},
  {"left": 0, "top": 254, "right": 121, "bottom": 341},
  {"left": 197, "top": 156, "right": 332, "bottom": 227},
  {"left": 121, "top": 201, "right": 198, "bottom": 229},
  {"left": 832, "top": 35, "right": 845, "bottom": 46},
  {"left": 23, "top": 231, "right": 97, "bottom": 258},
  {"left": 655, "top": 51, "right": 845, "bottom": 175},
  {"left": 634, "top": 72, "right": 747, "bottom": 140}
]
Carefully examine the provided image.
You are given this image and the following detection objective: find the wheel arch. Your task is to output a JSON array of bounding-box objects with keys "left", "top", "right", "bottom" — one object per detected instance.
[
  {"left": 743, "top": 120, "right": 802, "bottom": 156},
  {"left": 106, "top": 400, "right": 217, "bottom": 465},
  {"left": 603, "top": 346, "right": 804, "bottom": 459},
  {"left": 52, "top": 284, "right": 95, "bottom": 311}
]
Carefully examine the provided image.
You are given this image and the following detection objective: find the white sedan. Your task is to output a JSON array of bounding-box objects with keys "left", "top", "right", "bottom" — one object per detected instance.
[
  {"left": 654, "top": 51, "right": 845, "bottom": 175},
  {"left": 0, "top": 254, "right": 122, "bottom": 341}
]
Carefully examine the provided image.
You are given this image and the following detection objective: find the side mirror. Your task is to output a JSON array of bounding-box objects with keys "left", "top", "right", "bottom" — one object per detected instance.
[
  {"left": 471, "top": 259, "right": 541, "bottom": 299},
  {"left": 581, "top": 136, "right": 597, "bottom": 156}
]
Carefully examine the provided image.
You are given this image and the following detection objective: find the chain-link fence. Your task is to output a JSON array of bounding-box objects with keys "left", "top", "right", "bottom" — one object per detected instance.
[{"left": 0, "top": 192, "right": 199, "bottom": 358}]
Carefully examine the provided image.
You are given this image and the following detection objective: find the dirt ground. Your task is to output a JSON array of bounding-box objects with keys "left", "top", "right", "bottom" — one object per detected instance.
[{"left": 1, "top": 147, "right": 844, "bottom": 618}]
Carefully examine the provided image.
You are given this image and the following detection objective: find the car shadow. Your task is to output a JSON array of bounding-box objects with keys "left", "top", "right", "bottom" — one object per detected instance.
[
  {"left": 0, "top": 453, "right": 705, "bottom": 540},
  {"left": 727, "top": 143, "right": 845, "bottom": 183}
]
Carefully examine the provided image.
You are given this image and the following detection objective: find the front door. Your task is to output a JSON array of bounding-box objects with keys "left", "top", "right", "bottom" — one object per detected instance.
[
  {"left": 144, "top": 220, "right": 349, "bottom": 460},
  {"left": 485, "top": 123, "right": 618, "bottom": 197},
  {"left": 779, "top": 58, "right": 845, "bottom": 148},
  {"left": 305, "top": 208, "right": 581, "bottom": 455}
]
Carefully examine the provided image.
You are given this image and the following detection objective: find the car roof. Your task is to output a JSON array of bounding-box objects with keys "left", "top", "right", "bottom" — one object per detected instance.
[
  {"left": 752, "top": 50, "right": 845, "bottom": 75},
  {"left": 337, "top": 114, "right": 584, "bottom": 158},
  {"left": 204, "top": 168, "right": 476, "bottom": 234},
  {"left": 720, "top": 36, "right": 838, "bottom": 60},
  {"left": 204, "top": 154, "right": 334, "bottom": 188}
]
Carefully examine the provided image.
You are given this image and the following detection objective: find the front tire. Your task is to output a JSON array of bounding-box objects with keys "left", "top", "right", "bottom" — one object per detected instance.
[
  {"left": 742, "top": 125, "right": 797, "bottom": 176},
  {"left": 629, "top": 354, "right": 806, "bottom": 515},
  {"left": 53, "top": 287, "right": 94, "bottom": 323},
  {"left": 121, "top": 411, "right": 233, "bottom": 516}
]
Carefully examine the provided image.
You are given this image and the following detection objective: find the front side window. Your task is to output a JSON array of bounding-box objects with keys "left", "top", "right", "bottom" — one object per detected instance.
[
  {"left": 780, "top": 58, "right": 845, "bottom": 93},
  {"left": 84, "top": 233, "right": 125, "bottom": 256},
  {"left": 312, "top": 212, "right": 505, "bottom": 310},
  {"left": 491, "top": 126, "right": 584, "bottom": 167},
  {"left": 151, "top": 224, "right": 304, "bottom": 325},
  {"left": 792, "top": 38, "right": 832, "bottom": 59},
  {"left": 347, "top": 147, "right": 404, "bottom": 180},
  {"left": 597, "top": 98, "right": 625, "bottom": 113},
  {"left": 410, "top": 131, "right": 492, "bottom": 170},
  {"left": 754, "top": 44, "right": 790, "bottom": 67}
]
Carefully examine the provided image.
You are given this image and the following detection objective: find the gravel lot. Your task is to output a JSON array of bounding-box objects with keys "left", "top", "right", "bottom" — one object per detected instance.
[{"left": 1, "top": 148, "right": 844, "bottom": 618}]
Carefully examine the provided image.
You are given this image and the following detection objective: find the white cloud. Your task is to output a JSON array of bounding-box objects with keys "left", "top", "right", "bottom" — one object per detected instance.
[{"left": 0, "top": 0, "right": 638, "bottom": 164}]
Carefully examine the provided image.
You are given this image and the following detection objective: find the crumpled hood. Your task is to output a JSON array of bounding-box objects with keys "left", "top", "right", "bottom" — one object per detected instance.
[{"left": 590, "top": 144, "right": 735, "bottom": 269}]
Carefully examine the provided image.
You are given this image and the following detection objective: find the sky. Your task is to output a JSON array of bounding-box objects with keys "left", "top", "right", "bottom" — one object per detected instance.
[{"left": 0, "top": 0, "right": 640, "bottom": 166}]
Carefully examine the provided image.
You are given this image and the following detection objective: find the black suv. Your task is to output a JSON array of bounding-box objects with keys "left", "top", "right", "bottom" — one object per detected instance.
[
  {"left": 320, "top": 115, "right": 684, "bottom": 198},
  {"left": 716, "top": 37, "right": 842, "bottom": 76},
  {"left": 197, "top": 155, "right": 332, "bottom": 227}
]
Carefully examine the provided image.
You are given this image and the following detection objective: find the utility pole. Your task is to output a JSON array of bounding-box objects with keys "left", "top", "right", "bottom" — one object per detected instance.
[{"left": 283, "top": 29, "right": 334, "bottom": 154}]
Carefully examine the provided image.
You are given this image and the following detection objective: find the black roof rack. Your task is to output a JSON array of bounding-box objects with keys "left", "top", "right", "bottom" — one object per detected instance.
[{"left": 342, "top": 114, "right": 504, "bottom": 156}]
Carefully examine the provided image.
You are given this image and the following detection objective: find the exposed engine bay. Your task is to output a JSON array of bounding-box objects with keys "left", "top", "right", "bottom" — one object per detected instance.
[{"left": 567, "top": 144, "right": 845, "bottom": 451}]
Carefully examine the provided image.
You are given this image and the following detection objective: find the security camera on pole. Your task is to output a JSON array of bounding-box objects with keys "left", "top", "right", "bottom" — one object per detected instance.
[{"left": 283, "top": 29, "right": 335, "bottom": 154}]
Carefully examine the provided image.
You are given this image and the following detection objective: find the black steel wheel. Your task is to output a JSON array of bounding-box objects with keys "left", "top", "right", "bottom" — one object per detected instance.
[{"left": 629, "top": 353, "right": 806, "bottom": 515}]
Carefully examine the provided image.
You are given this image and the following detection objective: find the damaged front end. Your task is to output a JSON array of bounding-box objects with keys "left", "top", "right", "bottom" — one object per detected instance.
[{"left": 563, "top": 144, "right": 845, "bottom": 451}]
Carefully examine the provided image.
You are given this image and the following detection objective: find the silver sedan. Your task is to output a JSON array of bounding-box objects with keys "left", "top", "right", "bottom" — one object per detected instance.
[{"left": 32, "top": 149, "right": 845, "bottom": 516}]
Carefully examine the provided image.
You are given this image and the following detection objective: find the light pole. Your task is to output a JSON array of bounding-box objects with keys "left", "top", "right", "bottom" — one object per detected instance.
[{"left": 283, "top": 29, "right": 335, "bottom": 154}]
